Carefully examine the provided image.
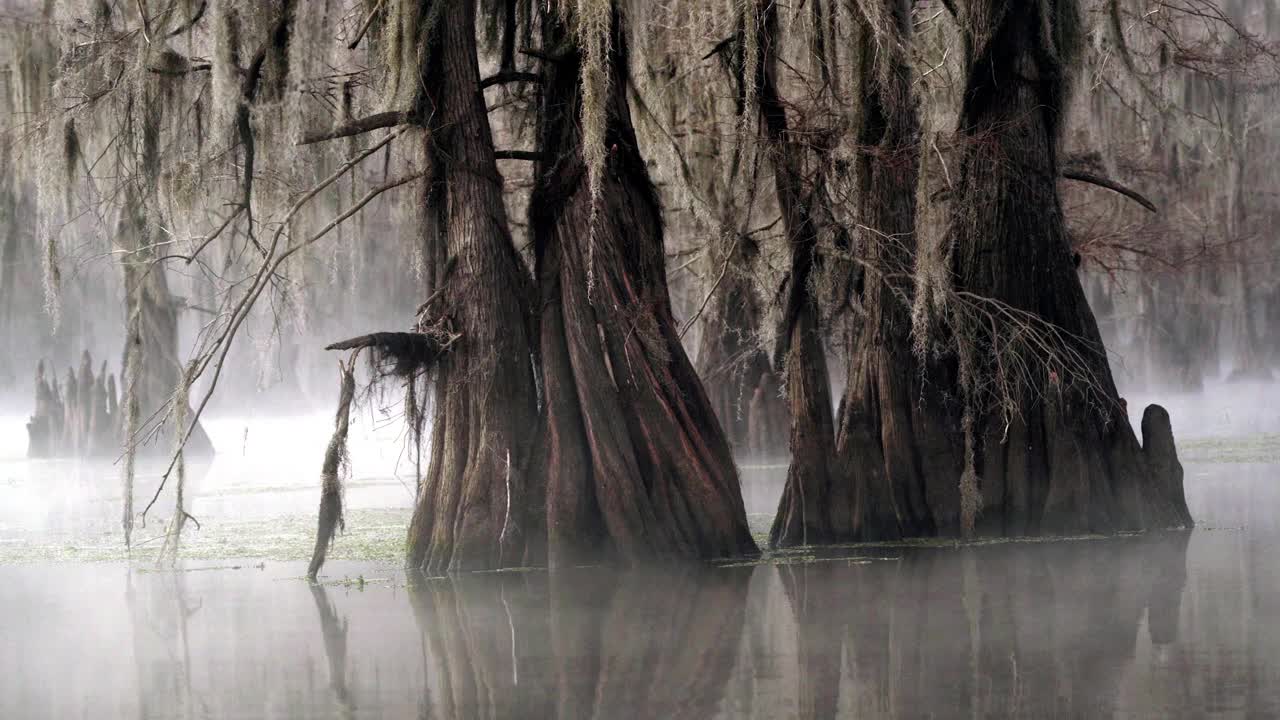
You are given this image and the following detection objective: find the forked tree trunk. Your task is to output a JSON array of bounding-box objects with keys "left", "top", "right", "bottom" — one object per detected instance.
[
  {"left": 939, "top": 0, "right": 1189, "bottom": 535},
  {"left": 774, "top": 0, "right": 953, "bottom": 546},
  {"left": 532, "top": 6, "right": 757, "bottom": 566},
  {"left": 404, "top": 0, "right": 541, "bottom": 572}
]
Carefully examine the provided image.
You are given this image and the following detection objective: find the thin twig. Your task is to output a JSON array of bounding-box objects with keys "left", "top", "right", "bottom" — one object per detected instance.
[
  {"left": 347, "top": 0, "right": 384, "bottom": 50},
  {"left": 680, "top": 234, "right": 740, "bottom": 339}
]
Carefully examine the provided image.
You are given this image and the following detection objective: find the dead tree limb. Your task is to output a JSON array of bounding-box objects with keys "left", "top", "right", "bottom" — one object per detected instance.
[
  {"left": 1061, "top": 168, "right": 1158, "bottom": 213},
  {"left": 346, "top": 0, "right": 384, "bottom": 50},
  {"left": 325, "top": 331, "right": 454, "bottom": 375},
  {"left": 307, "top": 355, "right": 357, "bottom": 581},
  {"left": 480, "top": 71, "right": 541, "bottom": 89},
  {"left": 298, "top": 111, "right": 409, "bottom": 145}
]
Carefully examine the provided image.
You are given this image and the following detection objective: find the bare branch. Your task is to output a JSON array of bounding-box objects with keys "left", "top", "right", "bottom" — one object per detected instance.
[
  {"left": 347, "top": 0, "right": 384, "bottom": 50},
  {"left": 297, "top": 111, "right": 408, "bottom": 145},
  {"left": 1061, "top": 169, "right": 1158, "bottom": 213},
  {"left": 480, "top": 71, "right": 541, "bottom": 89},
  {"left": 166, "top": 0, "right": 208, "bottom": 37},
  {"left": 680, "top": 234, "right": 739, "bottom": 340}
]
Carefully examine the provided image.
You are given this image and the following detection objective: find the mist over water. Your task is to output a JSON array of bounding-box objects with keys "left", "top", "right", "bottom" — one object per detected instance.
[{"left": 0, "top": 375, "right": 1275, "bottom": 718}]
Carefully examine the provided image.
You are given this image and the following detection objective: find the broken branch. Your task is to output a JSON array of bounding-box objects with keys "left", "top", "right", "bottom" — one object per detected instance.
[{"left": 298, "top": 110, "right": 409, "bottom": 145}]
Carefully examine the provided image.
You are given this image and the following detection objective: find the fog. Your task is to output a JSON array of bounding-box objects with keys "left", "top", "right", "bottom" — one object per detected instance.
[
  {"left": 0, "top": 372, "right": 1275, "bottom": 716},
  {"left": 2, "top": 0, "right": 1280, "bottom": 716}
]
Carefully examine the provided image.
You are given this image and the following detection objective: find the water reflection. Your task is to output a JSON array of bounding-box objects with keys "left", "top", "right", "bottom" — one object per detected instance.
[
  {"left": 8, "top": 463, "right": 1280, "bottom": 718},
  {"left": 310, "top": 583, "right": 354, "bottom": 718},
  {"left": 407, "top": 565, "right": 751, "bottom": 719},
  {"left": 127, "top": 569, "right": 201, "bottom": 718},
  {"left": 398, "top": 533, "right": 1194, "bottom": 719},
  {"left": 772, "top": 534, "right": 1191, "bottom": 719}
]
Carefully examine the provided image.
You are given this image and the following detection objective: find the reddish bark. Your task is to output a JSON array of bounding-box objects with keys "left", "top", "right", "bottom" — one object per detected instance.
[
  {"left": 404, "top": 0, "right": 541, "bottom": 572},
  {"left": 532, "top": 5, "right": 758, "bottom": 565}
]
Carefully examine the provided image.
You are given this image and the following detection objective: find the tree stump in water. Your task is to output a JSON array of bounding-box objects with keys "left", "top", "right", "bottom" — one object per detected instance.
[
  {"left": 1141, "top": 405, "right": 1193, "bottom": 528},
  {"left": 26, "top": 351, "right": 213, "bottom": 459},
  {"left": 27, "top": 353, "right": 121, "bottom": 458}
]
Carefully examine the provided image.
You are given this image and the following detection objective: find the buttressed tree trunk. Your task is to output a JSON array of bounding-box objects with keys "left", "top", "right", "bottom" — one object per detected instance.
[
  {"left": 532, "top": 4, "right": 758, "bottom": 566},
  {"left": 934, "top": 0, "right": 1190, "bottom": 536},
  {"left": 756, "top": 0, "right": 842, "bottom": 548},
  {"left": 775, "top": 0, "right": 953, "bottom": 547},
  {"left": 404, "top": 0, "right": 542, "bottom": 572}
]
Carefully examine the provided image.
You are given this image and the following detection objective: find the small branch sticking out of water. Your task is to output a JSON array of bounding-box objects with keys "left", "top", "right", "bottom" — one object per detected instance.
[{"left": 308, "top": 355, "right": 358, "bottom": 581}]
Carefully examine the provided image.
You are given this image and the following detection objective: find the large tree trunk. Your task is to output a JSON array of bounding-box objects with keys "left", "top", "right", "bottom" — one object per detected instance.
[
  {"left": 119, "top": 192, "right": 214, "bottom": 458},
  {"left": 404, "top": 0, "right": 541, "bottom": 572},
  {"left": 532, "top": 5, "right": 757, "bottom": 566},
  {"left": 752, "top": 0, "right": 841, "bottom": 548},
  {"left": 779, "top": 0, "right": 951, "bottom": 545},
  {"left": 937, "top": 0, "right": 1190, "bottom": 535},
  {"left": 770, "top": 1, "right": 936, "bottom": 546},
  {"left": 834, "top": 0, "right": 960, "bottom": 542}
]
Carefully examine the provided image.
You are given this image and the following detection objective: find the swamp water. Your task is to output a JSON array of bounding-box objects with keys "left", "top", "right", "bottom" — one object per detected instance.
[{"left": 1, "top": 382, "right": 1279, "bottom": 719}]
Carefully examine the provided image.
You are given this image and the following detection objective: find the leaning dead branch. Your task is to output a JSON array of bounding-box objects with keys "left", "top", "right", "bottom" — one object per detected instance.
[
  {"left": 325, "top": 329, "right": 457, "bottom": 376},
  {"left": 297, "top": 111, "right": 409, "bottom": 145},
  {"left": 139, "top": 161, "right": 424, "bottom": 527},
  {"left": 308, "top": 355, "right": 358, "bottom": 581},
  {"left": 1061, "top": 168, "right": 1158, "bottom": 213}
]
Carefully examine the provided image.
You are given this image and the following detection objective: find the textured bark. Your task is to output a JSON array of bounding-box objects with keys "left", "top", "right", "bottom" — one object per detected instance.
[
  {"left": 776, "top": 0, "right": 956, "bottom": 546},
  {"left": 774, "top": 0, "right": 1190, "bottom": 545},
  {"left": 757, "top": 0, "right": 843, "bottom": 547},
  {"left": 942, "top": 0, "right": 1189, "bottom": 536},
  {"left": 532, "top": 6, "right": 757, "bottom": 566},
  {"left": 307, "top": 359, "right": 355, "bottom": 580},
  {"left": 404, "top": 0, "right": 541, "bottom": 572}
]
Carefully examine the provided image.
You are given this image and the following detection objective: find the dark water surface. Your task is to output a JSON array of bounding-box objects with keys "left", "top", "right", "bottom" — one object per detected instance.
[{"left": 1, "top": 459, "right": 1277, "bottom": 719}]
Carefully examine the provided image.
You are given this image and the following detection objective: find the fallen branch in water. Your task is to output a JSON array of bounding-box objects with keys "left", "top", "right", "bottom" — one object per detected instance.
[{"left": 308, "top": 354, "right": 358, "bottom": 581}]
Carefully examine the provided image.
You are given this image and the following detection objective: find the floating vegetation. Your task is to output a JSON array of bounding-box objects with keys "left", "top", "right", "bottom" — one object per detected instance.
[
  {"left": 0, "top": 507, "right": 412, "bottom": 565},
  {"left": 1180, "top": 434, "right": 1280, "bottom": 464}
]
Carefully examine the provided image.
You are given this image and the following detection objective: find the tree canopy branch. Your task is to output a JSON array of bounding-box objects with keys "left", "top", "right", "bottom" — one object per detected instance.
[
  {"left": 1061, "top": 168, "right": 1158, "bottom": 213},
  {"left": 297, "top": 111, "right": 409, "bottom": 145},
  {"left": 480, "top": 71, "right": 541, "bottom": 89}
]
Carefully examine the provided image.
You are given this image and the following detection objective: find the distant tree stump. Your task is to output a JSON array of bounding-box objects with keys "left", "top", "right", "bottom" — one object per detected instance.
[
  {"left": 26, "top": 351, "right": 214, "bottom": 459},
  {"left": 27, "top": 353, "right": 121, "bottom": 459}
]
